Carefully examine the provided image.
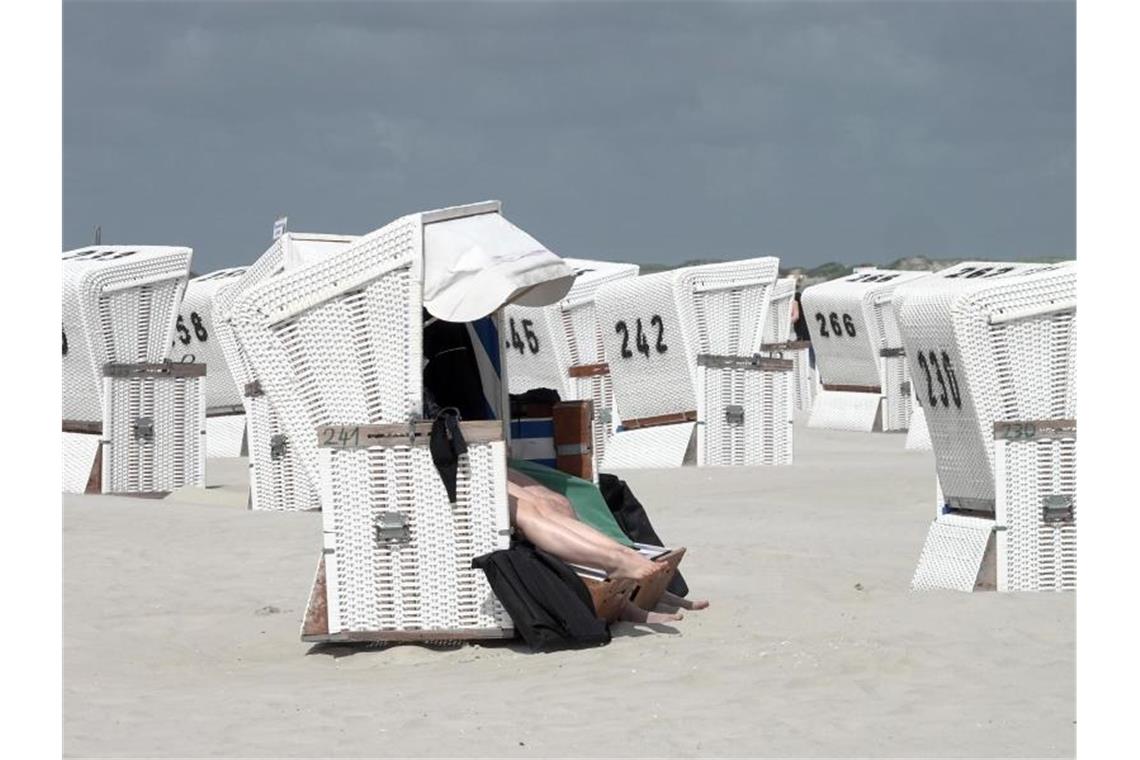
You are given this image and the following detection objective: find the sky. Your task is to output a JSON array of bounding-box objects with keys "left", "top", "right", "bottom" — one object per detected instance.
[{"left": 63, "top": 0, "right": 1075, "bottom": 273}]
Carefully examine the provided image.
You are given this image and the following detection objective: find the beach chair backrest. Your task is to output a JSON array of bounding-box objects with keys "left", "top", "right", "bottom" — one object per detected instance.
[
  {"left": 595, "top": 270, "right": 698, "bottom": 421},
  {"left": 175, "top": 267, "right": 247, "bottom": 411},
  {"left": 62, "top": 246, "right": 193, "bottom": 422},
  {"left": 214, "top": 233, "right": 358, "bottom": 511},
  {"left": 596, "top": 258, "right": 780, "bottom": 425},
  {"left": 801, "top": 269, "right": 931, "bottom": 391},
  {"left": 892, "top": 260, "right": 1076, "bottom": 512}
]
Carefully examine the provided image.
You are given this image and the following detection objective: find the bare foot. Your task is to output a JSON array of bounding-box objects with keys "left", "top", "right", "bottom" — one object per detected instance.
[
  {"left": 609, "top": 549, "right": 663, "bottom": 584},
  {"left": 661, "top": 590, "right": 709, "bottom": 611},
  {"left": 619, "top": 600, "right": 683, "bottom": 624}
]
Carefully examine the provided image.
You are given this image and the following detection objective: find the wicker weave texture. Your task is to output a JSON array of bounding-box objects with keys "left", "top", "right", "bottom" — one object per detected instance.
[
  {"left": 231, "top": 219, "right": 422, "bottom": 500},
  {"left": 697, "top": 364, "right": 793, "bottom": 466},
  {"left": 62, "top": 432, "right": 101, "bottom": 493},
  {"left": 801, "top": 269, "right": 929, "bottom": 390},
  {"left": 320, "top": 441, "right": 512, "bottom": 635},
  {"left": 995, "top": 436, "right": 1077, "bottom": 592},
  {"left": 763, "top": 277, "right": 797, "bottom": 344},
  {"left": 905, "top": 403, "right": 933, "bottom": 450},
  {"left": 213, "top": 233, "right": 354, "bottom": 511},
  {"left": 205, "top": 414, "right": 246, "bottom": 458},
  {"left": 177, "top": 268, "right": 247, "bottom": 410},
  {"left": 601, "top": 422, "right": 696, "bottom": 470},
  {"left": 893, "top": 261, "right": 1076, "bottom": 509},
  {"left": 791, "top": 348, "right": 816, "bottom": 413},
  {"left": 911, "top": 514, "right": 994, "bottom": 592},
  {"left": 880, "top": 354, "right": 912, "bottom": 431},
  {"left": 807, "top": 390, "right": 882, "bottom": 432},
  {"left": 62, "top": 246, "right": 192, "bottom": 422},
  {"left": 101, "top": 373, "right": 206, "bottom": 493},
  {"left": 596, "top": 258, "right": 779, "bottom": 422}
]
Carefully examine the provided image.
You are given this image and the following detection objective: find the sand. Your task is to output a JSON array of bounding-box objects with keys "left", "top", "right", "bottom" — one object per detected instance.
[{"left": 63, "top": 421, "right": 1075, "bottom": 758}]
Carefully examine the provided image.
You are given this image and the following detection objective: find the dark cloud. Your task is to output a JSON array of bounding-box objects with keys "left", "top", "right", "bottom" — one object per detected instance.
[{"left": 63, "top": 0, "right": 1074, "bottom": 272}]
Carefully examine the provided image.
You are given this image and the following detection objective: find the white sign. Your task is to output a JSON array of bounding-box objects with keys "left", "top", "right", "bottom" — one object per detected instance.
[{"left": 272, "top": 216, "right": 288, "bottom": 241}]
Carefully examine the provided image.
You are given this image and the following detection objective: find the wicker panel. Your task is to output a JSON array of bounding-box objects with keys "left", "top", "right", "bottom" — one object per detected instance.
[
  {"left": 801, "top": 269, "right": 929, "bottom": 392},
  {"left": 596, "top": 271, "right": 698, "bottom": 421},
  {"left": 245, "top": 394, "right": 319, "bottom": 511},
  {"left": 807, "top": 389, "right": 882, "bottom": 432},
  {"left": 231, "top": 220, "right": 421, "bottom": 500},
  {"left": 176, "top": 267, "right": 248, "bottom": 410},
  {"left": 212, "top": 233, "right": 355, "bottom": 511},
  {"left": 697, "top": 363, "right": 793, "bottom": 466},
  {"left": 892, "top": 261, "right": 1076, "bottom": 510},
  {"left": 996, "top": 435, "right": 1077, "bottom": 592},
  {"left": 320, "top": 441, "right": 512, "bottom": 636},
  {"left": 502, "top": 305, "right": 567, "bottom": 397},
  {"left": 62, "top": 432, "right": 101, "bottom": 493},
  {"left": 62, "top": 246, "right": 192, "bottom": 422},
  {"left": 762, "top": 277, "right": 797, "bottom": 344},
  {"left": 204, "top": 414, "right": 247, "bottom": 458},
  {"left": 596, "top": 258, "right": 781, "bottom": 466},
  {"left": 101, "top": 373, "right": 206, "bottom": 493},
  {"left": 601, "top": 422, "right": 696, "bottom": 470},
  {"left": 911, "top": 514, "right": 994, "bottom": 592},
  {"left": 880, "top": 354, "right": 912, "bottom": 431}
]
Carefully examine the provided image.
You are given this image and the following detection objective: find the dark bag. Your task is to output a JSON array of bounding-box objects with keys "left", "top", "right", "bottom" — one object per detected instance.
[
  {"left": 597, "top": 473, "right": 690, "bottom": 598},
  {"left": 472, "top": 542, "right": 611, "bottom": 652}
]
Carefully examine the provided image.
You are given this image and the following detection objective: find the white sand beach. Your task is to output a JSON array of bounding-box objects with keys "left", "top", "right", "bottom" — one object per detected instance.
[{"left": 63, "top": 420, "right": 1074, "bottom": 758}]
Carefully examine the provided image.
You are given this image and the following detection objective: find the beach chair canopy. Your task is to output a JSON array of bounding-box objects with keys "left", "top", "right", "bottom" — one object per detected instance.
[{"left": 423, "top": 208, "right": 575, "bottom": 322}]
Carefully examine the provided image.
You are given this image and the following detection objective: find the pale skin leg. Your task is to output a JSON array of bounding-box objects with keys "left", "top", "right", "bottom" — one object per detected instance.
[
  {"left": 507, "top": 473, "right": 660, "bottom": 583},
  {"left": 506, "top": 468, "right": 710, "bottom": 612}
]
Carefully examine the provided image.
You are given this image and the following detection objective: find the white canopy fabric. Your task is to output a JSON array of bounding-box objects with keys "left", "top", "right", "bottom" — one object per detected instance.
[{"left": 422, "top": 212, "right": 575, "bottom": 322}]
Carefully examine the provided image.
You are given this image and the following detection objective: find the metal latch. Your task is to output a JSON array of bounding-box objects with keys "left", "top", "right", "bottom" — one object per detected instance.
[
  {"left": 244, "top": 380, "right": 264, "bottom": 398},
  {"left": 269, "top": 434, "right": 288, "bottom": 460},
  {"left": 900, "top": 381, "right": 911, "bottom": 395},
  {"left": 725, "top": 405, "right": 745, "bottom": 425},
  {"left": 595, "top": 407, "right": 612, "bottom": 425},
  {"left": 375, "top": 512, "right": 412, "bottom": 545},
  {"left": 133, "top": 416, "right": 154, "bottom": 441},
  {"left": 1042, "top": 494, "right": 1074, "bottom": 523}
]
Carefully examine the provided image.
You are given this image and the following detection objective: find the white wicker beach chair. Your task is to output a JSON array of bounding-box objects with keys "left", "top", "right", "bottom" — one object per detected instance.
[
  {"left": 213, "top": 234, "right": 358, "bottom": 512},
  {"left": 503, "top": 258, "right": 639, "bottom": 473},
  {"left": 760, "top": 277, "right": 815, "bottom": 413},
  {"left": 595, "top": 258, "right": 792, "bottom": 468},
  {"left": 896, "top": 261, "right": 1077, "bottom": 592},
  {"left": 177, "top": 267, "right": 249, "bottom": 457},
  {"left": 62, "top": 245, "right": 204, "bottom": 494},
  {"left": 228, "top": 201, "right": 576, "bottom": 643},
  {"left": 802, "top": 269, "right": 932, "bottom": 432}
]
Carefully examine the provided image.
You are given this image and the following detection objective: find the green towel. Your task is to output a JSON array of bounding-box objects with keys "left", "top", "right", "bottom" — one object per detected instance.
[{"left": 507, "top": 458, "right": 635, "bottom": 547}]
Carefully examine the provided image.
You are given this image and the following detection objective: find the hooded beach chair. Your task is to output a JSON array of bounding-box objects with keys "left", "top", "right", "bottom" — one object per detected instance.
[
  {"left": 176, "top": 267, "right": 249, "bottom": 457},
  {"left": 213, "top": 232, "right": 358, "bottom": 511},
  {"left": 594, "top": 258, "right": 793, "bottom": 468},
  {"left": 801, "top": 269, "right": 932, "bottom": 432},
  {"left": 62, "top": 245, "right": 205, "bottom": 494},
  {"left": 894, "top": 261, "right": 1077, "bottom": 592},
  {"left": 503, "top": 258, "right": 640, "bottom": 476},
  {"left": 225, "top": 201, "right": 591, "bottom": 643}
]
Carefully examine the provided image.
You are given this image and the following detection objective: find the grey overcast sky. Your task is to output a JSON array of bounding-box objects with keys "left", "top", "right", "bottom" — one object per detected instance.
[{"left": 63, "top": 0, "right": 1074, "bottom": 273}]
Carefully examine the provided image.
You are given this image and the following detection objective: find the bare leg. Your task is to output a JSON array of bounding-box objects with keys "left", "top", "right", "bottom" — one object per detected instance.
[{"left": 508, "top": 480, "right": 661, "bottom": 583}]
